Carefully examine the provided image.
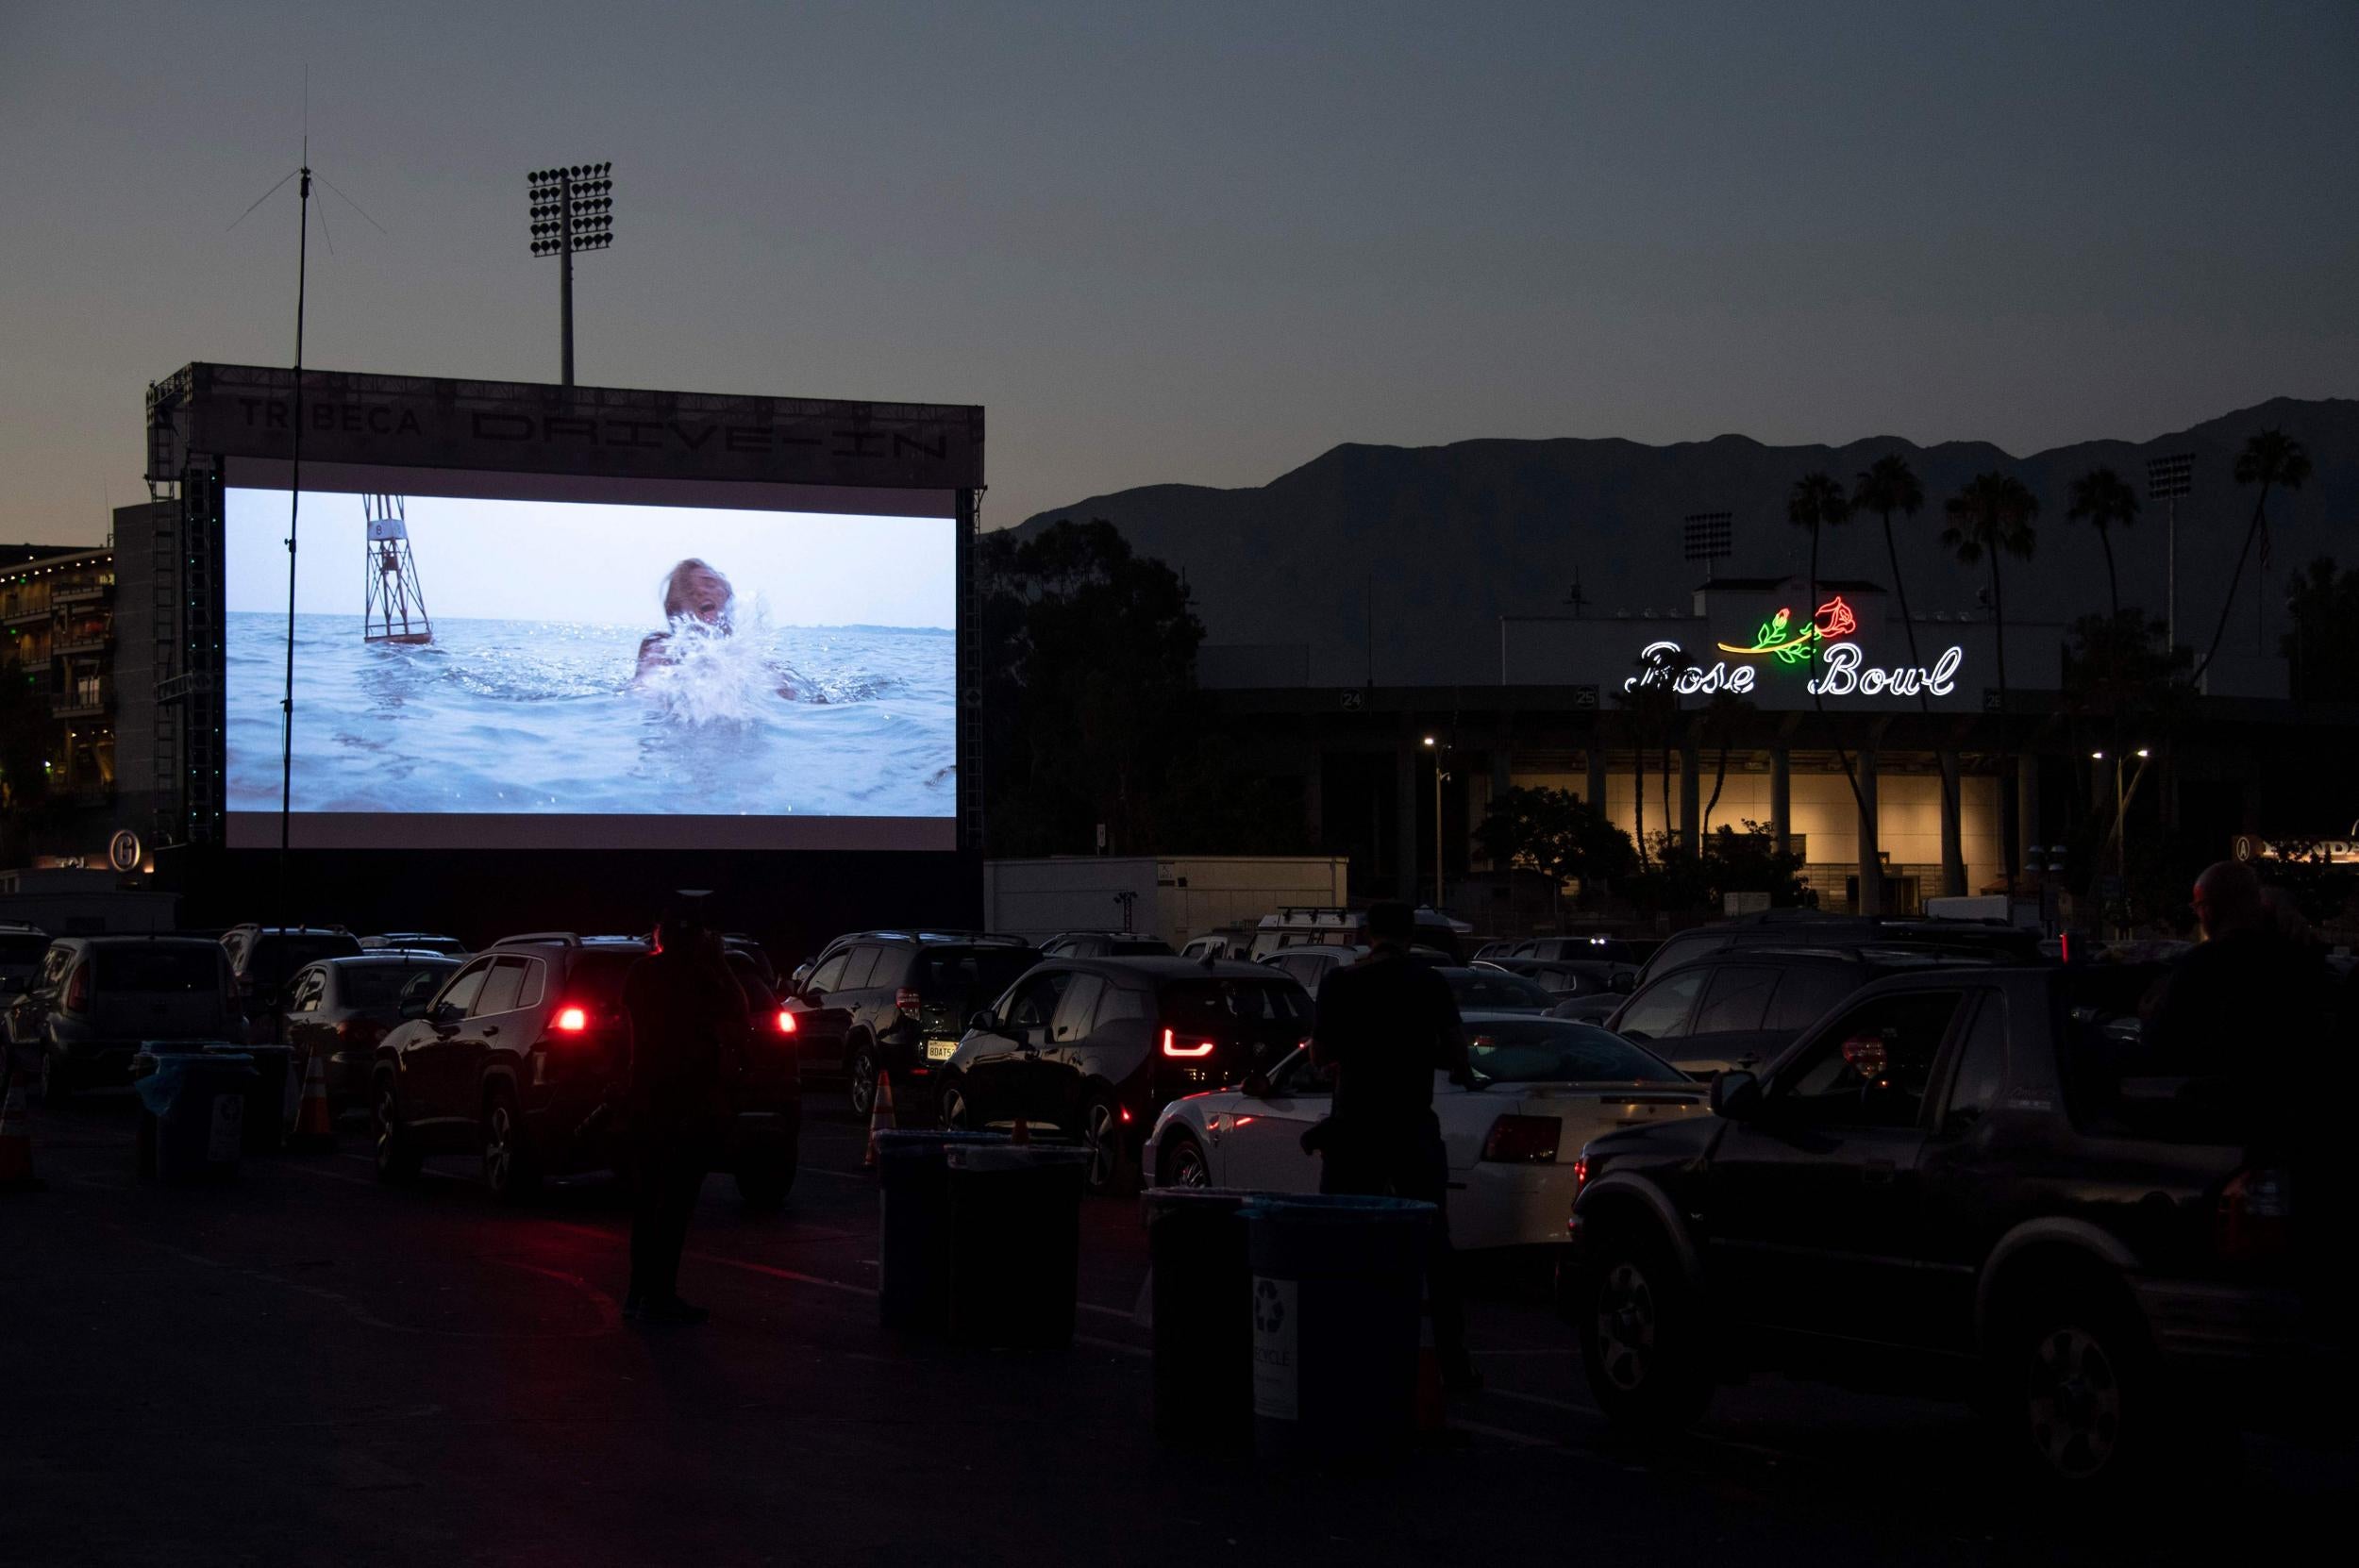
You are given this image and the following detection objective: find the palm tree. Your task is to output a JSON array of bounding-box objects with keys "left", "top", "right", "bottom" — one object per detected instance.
[
  {"left": 1942, "top": 473, "right": 2038, "bottom": 892},
  {"left": 2065, "top": 466, "right": 2140, "bottom": 619},
  {"left": 1941, "top": 473, "right": 2039, "bottom": 713},
  {"left": 1786, "top": 473, "right": 1851, "bottom": 654},
  {"left": 1852, "top": 453, "right": 1961, "bottom": 891},
  {"left": 2194, "top": 429, "right": 2312, "bottom": 682},
  {"left": 1698, "top": 688, "right": 1753, "bottom": 835}
]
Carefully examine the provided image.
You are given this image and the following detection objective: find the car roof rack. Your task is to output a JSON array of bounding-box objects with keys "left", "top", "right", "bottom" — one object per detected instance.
[{"left": 491, "top": 932, "right": 582, "bottom": 948}]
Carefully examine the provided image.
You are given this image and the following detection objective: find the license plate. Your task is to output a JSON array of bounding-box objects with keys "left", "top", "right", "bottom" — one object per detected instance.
[{"left": 925, "top": 1040, "right": 958, "bottom": 1061}]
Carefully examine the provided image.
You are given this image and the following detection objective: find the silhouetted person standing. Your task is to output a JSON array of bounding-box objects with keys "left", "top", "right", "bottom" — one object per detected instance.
[
  {"left": 1307, "top": 900, "right": 1479, "bottom": 1390},
  {"left": 620, "top": 892, "right": 748, "bottom": 1325}
]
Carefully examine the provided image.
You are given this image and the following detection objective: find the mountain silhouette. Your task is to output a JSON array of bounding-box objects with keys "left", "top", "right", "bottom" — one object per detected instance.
[{"left": 1015, "top": 397, "right": 2357, "bottom": 690}]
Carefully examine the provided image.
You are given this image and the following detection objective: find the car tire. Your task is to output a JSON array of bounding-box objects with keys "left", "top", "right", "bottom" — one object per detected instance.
[
  {"left": 481, "top": 1084, "right": 542, "bottom": 1203},
  {"left": 1157, "top": 1127, "right": 1211, "bottom": 1190},
  {"left": 373, "top": 1075, "right": 422, "bottom": 1185},
  {"left": 845, "top": 1038, "right": 880, "bottom": 1119},
  {"left": 1577, "top": 1226, "right": 1712, "bottom": 1437},
  {"left": 1079, "top": 1090, "right": 1130, "bottom": 1196},
  {"left": 936, "top": 1076, "right": 972, "bottom": 1132},
  {"left": 1994, "top": 1286, "right": 2184, "bottom": 1493}
]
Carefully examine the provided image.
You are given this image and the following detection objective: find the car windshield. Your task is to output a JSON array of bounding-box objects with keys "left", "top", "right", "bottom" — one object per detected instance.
[
  {"left": 563, "top": 951, "right": 644, "bottom": 1009},
  {"left": 1466, "top": 1019, "right": 1688, "bottom": 1083},
  {"left": 249, "top": 935, "right": 360, "bottom": 983},
  {"left": 1445, "top": 969, "right": 1556, "bottom": 1011},
  {"left": 1107, "top": 939, "right": 1174, "bottom": 956},
  {"left": 96, "top": 946, "right": 222, "bottom": 993},
  {"left": 339, "top": 960, "right": 458, "bottom": 1009},
  {"left": 1160, "top": 978, "right": 1312, "bottom": 1026}
]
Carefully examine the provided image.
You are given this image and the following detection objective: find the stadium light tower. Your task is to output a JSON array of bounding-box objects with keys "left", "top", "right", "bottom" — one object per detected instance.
[{"left": 527, "top": 162, "right": 614, "bottom": 387}]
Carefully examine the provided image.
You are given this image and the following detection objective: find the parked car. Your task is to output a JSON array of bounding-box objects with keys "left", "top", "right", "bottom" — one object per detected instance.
[
  {"left": 359, "top": 932, "right": 470, "bottom": 958},
  {"left": 934, "top": 957, "right": 1313, "bottom": 1193},
  {"left": 1147, "top": 1014, "right": 1704, "bottom": 1248},
  {"left": 1178, "top": 929, "right": 1257, "bottom": 963},
  {"left": 1562, "top": 962, "right": 2338, "bottom": 1489},
  {"left": 1631, "top": 909, "right": 2041, "bottom": 990},
  {"left": 1435, "top": 965, "right": 1558, "bottom": 1015},
  {"left": 279, "top": 953, "right": 463, "bottom": 1115},
  {"left": 1598, "top": 945, "right": 1991, "bottom": 1076},
  {"left": 1040, "top": 932, "right": 1176, "bottom": 959},
  {"left": 7, "top": 936, "right": 240, "bottom": 1100},
  {"left": 1481, "top": 935, "right": 1660, "bottom": 966},
  {"left": 1475, "top": 955, "right": 1637, "bottom": 1003},
  {"left": 0, "top": 923, "right": 51, "bottom": 994},
  {"left": 371, "top": 933, "right": 801, "bottom": 1205},
  {"left": 792, "top": 931, "right": 1041, "bottom": 1117},
  {"left": 1262, "top": 943, "right": 1368, "bottom": 992},
  {"left": 221, "top": 925, "right": 364, "bottom": 1038},
  {"left": 721, "top": 933, "right": 779, "bottom": 990}
]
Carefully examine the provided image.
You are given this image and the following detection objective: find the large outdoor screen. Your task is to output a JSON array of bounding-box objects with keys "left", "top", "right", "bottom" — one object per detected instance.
[{"left": 222, "top": 464, "right": 958, "bottom": 850}]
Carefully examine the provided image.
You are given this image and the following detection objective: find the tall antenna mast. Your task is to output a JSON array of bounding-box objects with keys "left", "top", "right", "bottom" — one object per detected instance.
[{"left": 279, "top": 142, "right": 312, "bottom": 891}]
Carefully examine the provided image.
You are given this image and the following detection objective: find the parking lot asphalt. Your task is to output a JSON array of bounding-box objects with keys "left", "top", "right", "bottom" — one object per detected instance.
[{"left": 4, "top": 1089, "right": 2350, "bottom": 1568}]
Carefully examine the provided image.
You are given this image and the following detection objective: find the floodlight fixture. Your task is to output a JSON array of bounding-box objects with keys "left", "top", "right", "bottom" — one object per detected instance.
[{"left": 524, "top": 159, "right": 616, "bottom": 387}]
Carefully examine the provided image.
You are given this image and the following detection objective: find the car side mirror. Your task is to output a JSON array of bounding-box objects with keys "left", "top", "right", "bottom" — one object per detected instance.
[
  {"left": 1609, "top": 971, "right": 1636, "bottom": 994},
  {"left": 430, "top": 1000, "right": 462, "bottom": 1027},
  {"left": 1239, "top": 1070, "right": 1273, "bottom": 1098},
  {"left": 398, "top": 997, "right": 430, "bottom": 1020},
  {"left": 1710, "top": 1070, "right": 1762, "bottom": 1121},
  {"left": 968, "top": 1009, "right": 996, "bottom": 1034}
]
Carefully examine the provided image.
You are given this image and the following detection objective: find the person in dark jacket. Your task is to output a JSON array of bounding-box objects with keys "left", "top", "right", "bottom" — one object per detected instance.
[
  {"left": 1306, "top": 900, "right": 1479, "bottom": 1390},
  {"left": 619, "top": 892, "right": 749, "bottom": 1325}
]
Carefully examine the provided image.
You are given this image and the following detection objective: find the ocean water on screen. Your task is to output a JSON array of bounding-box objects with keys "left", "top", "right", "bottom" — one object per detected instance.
[{"left": 225, "top": 611, "right": 955, "bottom": 818}]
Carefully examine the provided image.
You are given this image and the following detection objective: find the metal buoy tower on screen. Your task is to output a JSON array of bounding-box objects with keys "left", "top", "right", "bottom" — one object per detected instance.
[{"left": 362, "top": 493, "right": 432, "bottom": 644}]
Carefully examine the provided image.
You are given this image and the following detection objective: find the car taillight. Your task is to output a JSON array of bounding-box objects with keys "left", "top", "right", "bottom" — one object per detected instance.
[
  {"left": 63, "top": 964, "right": 89, "bottom": 1012},
  {"left": 1161, "top": 1027, "right": 1214, "bottom": 1059},
  {"left": 1481, "top": 1114, "right": 1561, "bottom": 1164},
  {"left": 2216, "top": 1166, "right": 2293, "bottom": 1264},
  {"left": 775, "top": 1008, "right": 797, "bottom": 1035},
  {"left": 895, "top": 988, "right": 922, "bottom": 1014},
  {"left": 552, "top": 1005, "right": 590, "bottom": 1033},
  {"left": 1573, "top": 1151, "right": 1590, "bottom": 1189},
  {"left": 334, "top": 1019, "right": 384, "bottom": 1045}
]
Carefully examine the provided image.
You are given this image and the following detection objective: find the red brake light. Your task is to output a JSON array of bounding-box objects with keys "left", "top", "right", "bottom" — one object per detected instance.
[
  {"left": 1161, "top": 1027, "right": 1214, "bottom": 1059},
  {"left": 63, "top": 963, "right": 90, "bottom": 1012},
  {"left": 1481, "top": 1114, "right": 1562, "bottom": 1164},
  {"left": 1573, "top": 1152, "right": 1591, "bottom": 1189},
  {"left": 895, "top": 988, "right": 922, "bottom": 1014},
  {"left": 552, "top": 1005, "right": 589, "bottom": 1033},
  {"left": 775, "top": 1008, "right": 796, "bottom": 1034}
]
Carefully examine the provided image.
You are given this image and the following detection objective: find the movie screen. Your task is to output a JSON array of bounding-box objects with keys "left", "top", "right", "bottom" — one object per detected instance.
[{"left": 222, "top": 477, "right": 957, "bottom": 849}]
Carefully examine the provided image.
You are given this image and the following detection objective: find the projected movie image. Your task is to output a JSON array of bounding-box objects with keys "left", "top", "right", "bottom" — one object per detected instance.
[{"left": 223, "top": 484, "right": 956, "bottom": 842}]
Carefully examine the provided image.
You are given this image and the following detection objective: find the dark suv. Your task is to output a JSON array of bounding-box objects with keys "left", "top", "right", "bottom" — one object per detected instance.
[
  {"left": 372, "top": 933, "right": 802, "bottom": 1205},
  {"left": 7, "top": 936, "right": 240, "bottom": 1099},
  {"left": 1564, "top": 963, "right": 2344, "bottom": 1489},
  {"left": 221, "top": 925, "right": 364, "bottom": 1039},
  {"left": 1039, "top": 932, "right": 1175, "bottom": 959},
  {"left": 793, "top": 931, "right": 1040, "bottom": 1117},
  {"left": 1599, "top": 946, "right": 1990, "bottom": 1076},
  {"left": 935, "top": 957, "right": 1312, "bottom": 1193},
  {"left": 1631, "top": 910, "right": 2040, "bottom": 990}
]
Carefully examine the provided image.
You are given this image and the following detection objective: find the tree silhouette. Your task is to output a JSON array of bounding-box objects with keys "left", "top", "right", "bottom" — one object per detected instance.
[
  {"left": 2065, "top": 466, "right": 2140, "bottom": 620},
  {"left": 1853, "top": 452, "right": 1964, "bottom": 892},
  {"left": 2194, "top": 429, "right": 2312, "bottom": 684},
  {"left": 1941, "top": 473, "right": 2038, "bottom": 892},
  {"left": 1472, "top": 786, "right": 1636, "bottom": 925},
  {"left": 1786, "top": 473, "right": 1851, "bottom": 657},
  {"left": 1698, "top": 687, "right": 1753, "bottom": 836}
]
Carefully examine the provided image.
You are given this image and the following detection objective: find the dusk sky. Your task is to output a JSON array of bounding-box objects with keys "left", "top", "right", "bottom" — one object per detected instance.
[{"left": 4, "top": 0, "right": 2354, "bottom": 545}]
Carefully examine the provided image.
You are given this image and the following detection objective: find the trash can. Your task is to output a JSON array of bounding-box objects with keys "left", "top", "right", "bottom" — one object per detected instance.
[
  {"left": 945, "top": 1143, "right": 1091, "bottom": 1350},
  {"left": 220, "top": 1042, "right": 293, "bottom": 1153},
  {"left": 876, "top": 1129, "right": 1012, "bottom": 1333},
  {"left": 132, "top": 1049, "right": 259, "bottom": 1185},
  {"left": 1245, "top": 1194, "right": 1435, "bottom": 1469},
  {"left": 1141, "top": 1187, "right": 1262, "bottom": 1446}
]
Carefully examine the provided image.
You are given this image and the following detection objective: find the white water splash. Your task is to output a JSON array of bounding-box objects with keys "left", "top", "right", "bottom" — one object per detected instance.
[{"left": 635, "top": 608, "right": 790, "bottom": 725}]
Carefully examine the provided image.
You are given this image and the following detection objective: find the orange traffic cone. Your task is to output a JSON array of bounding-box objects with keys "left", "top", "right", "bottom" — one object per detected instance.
[
  {"left": 1010, "top": 1116, "right": 1029, "bottom": 1146},
  {"left": 863, "top": 1070, "right": 897, "bottom": 1167},
  {"left": 0, "top": 1081, "right": 41, "bottom": 1192},
  {"left": 290, "top": 1050, "right": 336, "bottom": 1151}
]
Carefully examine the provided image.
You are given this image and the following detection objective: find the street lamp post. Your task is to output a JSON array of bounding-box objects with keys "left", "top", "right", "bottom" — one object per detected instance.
[
  {"left": 1423, "top": 735, "right": 1448, "bottom": 912},
  {"left": 2092, "top": 746, "right": 2153, "bottom": 937},
  {"left": 527, "top": 163, "right": 615, "bottom": 388}
]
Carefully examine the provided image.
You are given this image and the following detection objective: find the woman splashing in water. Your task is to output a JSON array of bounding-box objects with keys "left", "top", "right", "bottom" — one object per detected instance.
[{"left": 634, "top": 559, "right": 800, "bottom": 714}]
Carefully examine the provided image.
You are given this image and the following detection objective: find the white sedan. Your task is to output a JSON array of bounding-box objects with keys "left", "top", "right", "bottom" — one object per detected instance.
[{"left": 1143, "top": 1012, "right": 1707, "bottom": 1251}]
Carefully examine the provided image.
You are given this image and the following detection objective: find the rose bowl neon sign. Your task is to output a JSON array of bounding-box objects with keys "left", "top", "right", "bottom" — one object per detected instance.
[{"left": 1623, "top": 594, "right": 1964, "bottom": 700}]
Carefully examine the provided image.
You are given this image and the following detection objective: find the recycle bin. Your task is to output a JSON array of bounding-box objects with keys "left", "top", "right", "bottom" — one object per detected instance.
[
  {"left": 875, "top": 1128, "right": 1012, "bottom": 1333},
  {"left": 132, "top": 1049, "right": 259, "bottom": 1185},
  {"left": 1141, "top": 1187, "right": 1262, "bottom": 1446},
  {"left": 1245, "top": 1194, "right": 1434, "bottom": 1469},
  {"left": 944, "top": 1143, "right": 1091, "bottom": 1350}
]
